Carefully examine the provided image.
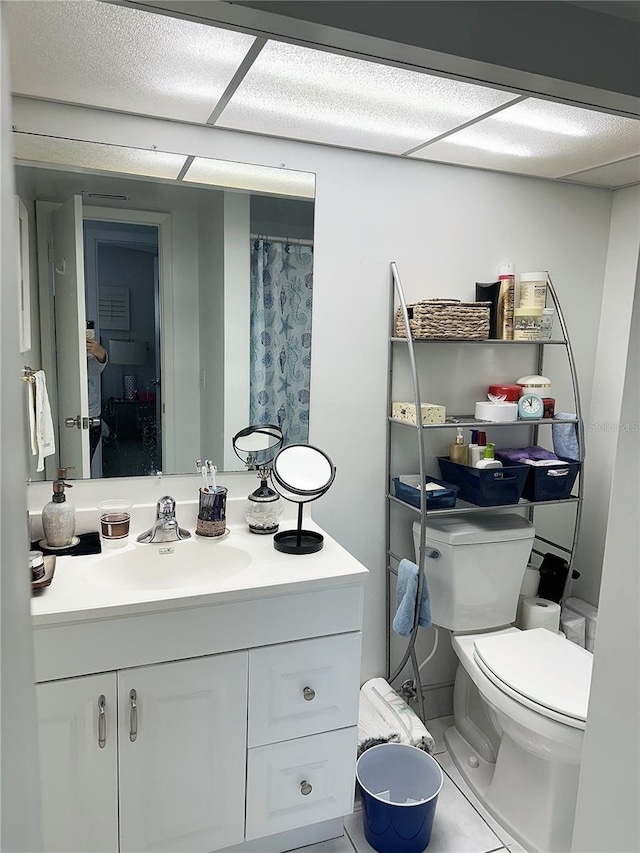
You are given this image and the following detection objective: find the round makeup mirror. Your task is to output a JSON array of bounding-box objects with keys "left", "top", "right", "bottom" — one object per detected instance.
[
  {"left": 232, "top": 424, "right": 284, "bottom": 469},
  {"left": 270, "top": 444, "right": 336, "bottom": 554}
]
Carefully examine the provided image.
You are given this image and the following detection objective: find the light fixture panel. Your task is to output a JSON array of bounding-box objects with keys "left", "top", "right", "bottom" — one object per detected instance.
[
  {"left": 6, "top": 1, "right": 256, "bottom": 124},
  {"left": 216, "top": 40, "right": 517, "bottom": 153},
  {"left": 410, "top": 99, "right": 640, "bottom": 179},
  {"left": 183, "top": 157, "right": 315, "bottom": 198},
  {"left": 13, "top": 134, "right": 188, "bottom": 180}
]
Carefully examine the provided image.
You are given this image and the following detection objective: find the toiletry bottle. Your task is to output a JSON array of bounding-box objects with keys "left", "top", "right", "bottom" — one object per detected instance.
[
  {"left": 475, "top": 443, "right": 503, "bottom": 469},
  {"left": 468, "top": 429, "right": 479, "bottom": 464},
  {"left": 469, "top": 430, "right": 487, "bottom": 466},
  {"left": 497, "top": 263, "right": 515, "bottom": 340},
  {"left": 449, "top": 427, "right": 469, "bottom": 465},
  {"left": 42, "top": 468, "right": 76, "bottom": 548}
]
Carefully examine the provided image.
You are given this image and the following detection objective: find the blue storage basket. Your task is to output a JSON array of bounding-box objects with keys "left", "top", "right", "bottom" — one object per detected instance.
[
  {"left": 517, "top": 460, "right": 580, "bottom": 501},
  {"left": 437, "top": 457, "right": 529, "bottom": 507},
  {"left": 356, "top": 743, "right": 443, "bottom": 853},
  {"left": 392, "top": 476, "right": 459, "bottom": 510}
]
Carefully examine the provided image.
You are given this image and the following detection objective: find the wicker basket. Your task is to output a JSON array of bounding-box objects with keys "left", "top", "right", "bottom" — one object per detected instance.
[{"left": 395, "top": 299, "right": 491, "bottom": 340}]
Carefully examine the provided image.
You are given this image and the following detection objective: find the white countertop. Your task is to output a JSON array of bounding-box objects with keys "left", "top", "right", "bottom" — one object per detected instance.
[{"left": 31, "top": 509, "right": 369, "bottom": 627}]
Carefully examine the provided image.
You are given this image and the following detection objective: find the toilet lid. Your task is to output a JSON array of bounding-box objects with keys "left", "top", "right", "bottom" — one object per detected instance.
[{"left": 473, "top": 628, "right": 592, "bottom": 724}]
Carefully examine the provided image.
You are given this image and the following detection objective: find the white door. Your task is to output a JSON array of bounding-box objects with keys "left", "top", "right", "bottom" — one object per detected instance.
[
  {"left": 118, "top": 652, "right": 248, "bottom": 853},
  {"left": 36, "top": 673, "right": 119, "bottom": 853},
  {"left": 52, "top": 195, "right": 90, "bottom": 477}
]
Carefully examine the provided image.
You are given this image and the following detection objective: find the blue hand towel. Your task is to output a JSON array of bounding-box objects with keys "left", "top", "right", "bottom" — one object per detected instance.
[
  {"left": 552, "top": 413, "right": 580, "bottom": 461},
  {"left": 393, "top": 558, "right": 432, "bottom": 638}
]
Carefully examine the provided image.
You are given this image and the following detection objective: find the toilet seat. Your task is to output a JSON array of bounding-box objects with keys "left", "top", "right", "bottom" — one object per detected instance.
[{"left": 473, "top": 628, "right": 592, "bottom": 729}]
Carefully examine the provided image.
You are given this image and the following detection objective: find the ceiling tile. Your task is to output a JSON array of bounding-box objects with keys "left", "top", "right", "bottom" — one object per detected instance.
[
  {"left": 215, "top": 40, "right": 517, "bottom": 154},
  {"left": 13, "top": 133, "right": 188, "bottom": 180},
  {"left": 183, "top": 158, "right": 315, "bottom": 198},
  {"left": 560, "top": 155, "right": 640, "bottom": 188},
  {"left": 6, "top": 0, "right": 256, "bottom": 124},
  {"left": 409, "top": 98, "right": 640, "bottom": 178}
]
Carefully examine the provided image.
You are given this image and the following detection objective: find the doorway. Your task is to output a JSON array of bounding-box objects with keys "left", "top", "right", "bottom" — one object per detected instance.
[{"left": 83, "top": 220, "right": 161, "bottom": 477}]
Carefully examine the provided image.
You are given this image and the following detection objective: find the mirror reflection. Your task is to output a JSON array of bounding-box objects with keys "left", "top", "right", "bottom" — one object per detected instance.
[{"left": 15, "top": 146, "right": 315, "bottom": 480}]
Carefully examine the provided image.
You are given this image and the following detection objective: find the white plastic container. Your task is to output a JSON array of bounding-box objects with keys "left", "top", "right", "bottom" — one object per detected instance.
[
  {"left": 474, "top": 400, "right": 519, "bottom": 422},
  {"left": 540, "top": 307, "right": 555, "bottom": 340},
  {"left": 514, "top": 306, "right": 543, "bottom": 340},
  {"left": 519, "top": 273, "right": 547, "bottom": 309}
]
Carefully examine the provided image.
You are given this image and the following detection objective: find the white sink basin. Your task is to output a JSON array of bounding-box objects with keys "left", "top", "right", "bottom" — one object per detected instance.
[{"left": 86, "top": 539, "right": 252, "bottom": 591}]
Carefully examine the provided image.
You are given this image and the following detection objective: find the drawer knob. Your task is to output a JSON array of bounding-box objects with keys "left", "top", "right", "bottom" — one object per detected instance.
[
  {"left": 300, "top": 780, "right": 312, "bottom": 796},
  {"left": 303, "top": 686, "right": 316, "bottom": 702}
]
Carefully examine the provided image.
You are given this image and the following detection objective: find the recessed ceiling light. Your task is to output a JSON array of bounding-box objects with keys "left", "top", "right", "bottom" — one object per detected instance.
[
  {"left": 216, "top": 40, "right": 517, "bottom": 154},
  {"left": 12, "top": 133, "right": 189, "bottom": 180},
  {"left": 182, "top": 157, "right": 315, "bottom": 198},
  {"left": 6, "top": 1, "right": 257, "bottom": 124},
  {"left": 447, "top": 134, "right": 533, "bottom": 157}
]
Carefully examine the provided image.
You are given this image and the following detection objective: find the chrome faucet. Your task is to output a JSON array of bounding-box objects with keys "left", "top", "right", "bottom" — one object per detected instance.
[{"left": 136, "top": 496, "right": 191, "bottom": 544}]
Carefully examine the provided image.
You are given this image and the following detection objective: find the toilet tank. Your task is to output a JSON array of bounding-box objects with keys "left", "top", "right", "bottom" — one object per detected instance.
[{"left": 412, "top": 514, "right": 535, "bottom": 632}]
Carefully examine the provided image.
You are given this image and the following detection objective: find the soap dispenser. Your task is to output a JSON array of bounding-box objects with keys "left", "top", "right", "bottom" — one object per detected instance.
[
  {"left": 42, "top": 468, "right": 76, "bottom": 548},
  {"left": 475, "top": 443, "right": 503, "bottom": 470},
  {"left": 449, "top": 428, "right": 469, "bottom": 465}
]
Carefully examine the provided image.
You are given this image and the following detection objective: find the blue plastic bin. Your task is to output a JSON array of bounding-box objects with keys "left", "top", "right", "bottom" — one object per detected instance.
[
  {"left": 392, "top": 476, "right": 459, "bottom": 510},
  {"left": 437, "top": 456, "right": 529, "bottom": 507},
  {"left": 356, "top": 743, "right": 443, "bottom": 853}
]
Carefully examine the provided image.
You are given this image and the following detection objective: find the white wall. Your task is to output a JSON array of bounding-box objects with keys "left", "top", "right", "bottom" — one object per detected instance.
[
  {"left": 571, "top": 250, "right": 640, "bottom": 853},
  {"left": 573, "top": 185, "right": 640, "bottom": 607},
  {"left": 0, "top": 11, "right": 42, "bottom": 848},
  {"left": 11, "top": 100, "right": 619, "bottom": 691}
]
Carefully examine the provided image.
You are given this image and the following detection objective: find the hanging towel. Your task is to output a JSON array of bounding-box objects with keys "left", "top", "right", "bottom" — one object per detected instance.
[
  {"left": 360, "top": 677, "right": 435, "bottom": 753},
  {"left": 33, "top": 370, "right": 56, "bottom": 472},
  {"left": 552, "top": 413, "right": 580, "bottom": 461},
  {"left": 393, "top": 558, "right": 431, "bottom": 637},
  {"left": 357, "top": 689, "right": 402, "bottom": 757}
]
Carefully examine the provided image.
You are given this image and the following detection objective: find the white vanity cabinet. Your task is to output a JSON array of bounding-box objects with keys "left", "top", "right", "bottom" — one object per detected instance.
[
  {"left": 32, "top": 539, "right": 368, "bottom": 853},
  {"left": 36, "top": 673, "right": 119, "bottom": 853},
  {"left": 36, "top": 652, "right": 248, "bottom": 853}
]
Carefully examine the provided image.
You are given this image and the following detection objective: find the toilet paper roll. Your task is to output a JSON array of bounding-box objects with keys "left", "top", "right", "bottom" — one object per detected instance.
[{"left": 520, "top": 597, "right": 561, "bottom": 633}]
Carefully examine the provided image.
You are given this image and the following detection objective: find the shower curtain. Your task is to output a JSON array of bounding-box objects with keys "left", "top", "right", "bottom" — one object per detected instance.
[{"left": 250, "top": 238, "right": 313, "bottom": 445}]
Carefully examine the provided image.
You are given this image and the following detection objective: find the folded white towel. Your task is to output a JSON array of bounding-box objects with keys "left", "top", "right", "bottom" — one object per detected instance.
[
  {"left": 360, "top": 677, "right": 436, "bottom": 753},
  {"left": 33, "top": 370, "right": 55, "bottom": 472},
  {"left": 357, "top": 690, "right": 401, "bottom": 757}
]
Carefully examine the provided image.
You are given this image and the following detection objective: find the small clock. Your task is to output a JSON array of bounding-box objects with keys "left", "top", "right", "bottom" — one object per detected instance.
[{"left": 518, "top": 393, "right": 544, "bottom": 420}]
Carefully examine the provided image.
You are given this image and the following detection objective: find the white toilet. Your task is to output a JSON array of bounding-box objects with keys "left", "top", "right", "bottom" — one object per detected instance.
[{"left": 413, "top": 515, "right": 592, "bottom": 853}]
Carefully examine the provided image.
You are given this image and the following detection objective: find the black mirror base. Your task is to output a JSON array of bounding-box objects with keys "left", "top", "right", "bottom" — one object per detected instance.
[{"left": 273, "top": 529, "right": 324, "bottom": 555}]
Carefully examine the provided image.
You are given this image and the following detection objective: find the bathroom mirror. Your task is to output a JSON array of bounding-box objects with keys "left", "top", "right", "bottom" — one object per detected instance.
[{"left": 15, "top": 139, "right": 315, "bottom": 480}]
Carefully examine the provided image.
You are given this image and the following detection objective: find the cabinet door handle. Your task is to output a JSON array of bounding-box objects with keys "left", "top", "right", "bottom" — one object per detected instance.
[
  {"left": 300, "top": 780, "right": 312, "bottom": 796},
  {"left": 97, "top": 695, "right": 106, "bottom": 748},
  {"left": 129, "top": 689, "right": 138, "bottom": 742},
  {"left": 303, "top": 686, "right": 316, "bottom": 702}
]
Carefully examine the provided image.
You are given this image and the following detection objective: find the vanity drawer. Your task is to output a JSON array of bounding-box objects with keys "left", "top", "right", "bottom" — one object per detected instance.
[
  {"left": 245, "top": 726, "right": 357, "bottom": 840},
  {"left": 248, "top": 632, "right": 361, "bottom": 747}
]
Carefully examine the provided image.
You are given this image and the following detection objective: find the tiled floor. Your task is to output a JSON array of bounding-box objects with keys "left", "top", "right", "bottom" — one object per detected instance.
[{"left": 295, "top": 717, "right": 529, "bottom": 853}]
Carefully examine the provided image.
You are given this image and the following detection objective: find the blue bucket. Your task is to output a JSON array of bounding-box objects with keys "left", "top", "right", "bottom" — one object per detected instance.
[{"left": 356, "top": 743, "right": 443, "bottom": 853}]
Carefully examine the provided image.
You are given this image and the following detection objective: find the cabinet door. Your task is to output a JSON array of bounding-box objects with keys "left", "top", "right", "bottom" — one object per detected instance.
[
  {"left": 36, "top": 673, "right": 119, "bottom": 853},
  {"left": 246, "top": 726, "right": 357, "bottom": 840},
  {"left": 118, "top": 652, "right": 248, "bottom": 853},
  {"left": 248, "top": 632, "right": 361, "bottom": 747}
]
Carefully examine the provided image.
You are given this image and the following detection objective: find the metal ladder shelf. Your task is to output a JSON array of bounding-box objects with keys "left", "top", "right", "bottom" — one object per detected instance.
[{"left": 385, "top": 262, "right": 585, "bottom": 722}]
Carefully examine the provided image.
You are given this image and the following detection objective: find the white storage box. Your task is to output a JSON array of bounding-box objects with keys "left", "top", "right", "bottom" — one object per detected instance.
[{"left": 392, "top": 402, "right": 446, "bottom": 425}]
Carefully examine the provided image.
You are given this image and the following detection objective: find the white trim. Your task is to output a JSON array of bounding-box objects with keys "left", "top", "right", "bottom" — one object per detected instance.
[
  {"left": 16, "top": 195, "right": 31, "bottom": 352},
  {"left": 82, "top": 206, "right": 173, "bottom": 472}
]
